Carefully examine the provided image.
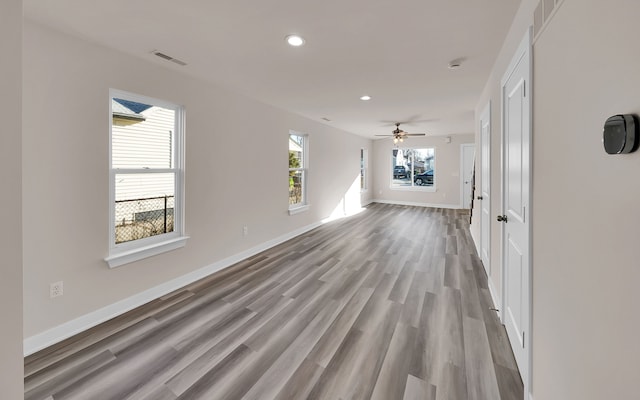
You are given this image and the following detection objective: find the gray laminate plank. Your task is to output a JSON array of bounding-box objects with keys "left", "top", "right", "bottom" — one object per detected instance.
[
  {"left": 399, "top": 270, "right": 428, "bottom": 328},
  {"left": 242, "top": 300, "right": 341, "bottom": 400},
  {"left": 137, "top": 385, "right": 177, "bottom": 400},
  {"left": 307, "top": 287, "right": 374, "bottom": 368},
  {"left": 494, "top": 363, "right": 524, "bottom": 400},
  {"left": 24, "top": 350, "right": 116, "bottom": 400},
  {"left": 165, "top": 296, "right": 292, "bottom": 394},
  {"left": 370, "top": 323, "right": 418, "bottom": 400},
  {"left": 403, "top": 374, "right": 436, "bottom": 400},
  {"left": 436, "top": 362, "right": 468, "bottom": 400},
  {"left": 388, "top": 261, "right": 415, "bottom": 304},
  {"left": 273, "top": 357, "right": 324, "bottom": 400},
  {"left": 462, "top": 316, "right": 501, "bottom": 400}
]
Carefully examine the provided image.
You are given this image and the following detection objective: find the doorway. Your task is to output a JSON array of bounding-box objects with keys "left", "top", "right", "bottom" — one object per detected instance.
[
  {"left": 460, "top": 144, "right": 475, "bottom": 209},
  {"left": 500, "top": 29, "right": 532, "bottom": 396},
  {"left": 479, "top": 103, "right": 491, "bottom": 278}
]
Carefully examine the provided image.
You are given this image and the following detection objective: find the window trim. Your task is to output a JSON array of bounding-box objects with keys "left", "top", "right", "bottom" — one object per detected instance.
[
  {"left": 389, "top": 147, "right": 437, "bottom": 192},
  {"left": 288, "top": 131, "right": 309, "bottom": 214},
  {"left": 360, "top": 148, "right": 368, "bottom": 192},
  {"left": 106, "top": 89, "right": 188, "bottom": 268}
]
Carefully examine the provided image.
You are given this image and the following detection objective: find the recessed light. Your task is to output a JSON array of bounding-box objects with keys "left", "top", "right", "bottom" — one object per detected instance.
[
  {"left": 285, "top": 34, "right": 305, "bottom": 47},
  {"left": 360, "top": 95, "right": 372, "bottom": 101}
]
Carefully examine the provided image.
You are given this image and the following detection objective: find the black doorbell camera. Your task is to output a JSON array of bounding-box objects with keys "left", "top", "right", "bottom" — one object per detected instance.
[{"left": 603, "top": 114, "right": 638, "bottom": 154}]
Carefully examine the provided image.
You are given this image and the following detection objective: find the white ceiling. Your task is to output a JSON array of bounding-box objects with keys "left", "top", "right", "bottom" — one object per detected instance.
[{"left": 24, "top": 0, "right": 521, "bottom": 138}]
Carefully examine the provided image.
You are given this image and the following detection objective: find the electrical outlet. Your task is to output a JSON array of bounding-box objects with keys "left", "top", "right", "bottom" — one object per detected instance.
[
  {"left": 50, "top": 281, "right": 63, "bottom": 298},
  {"left": 243, "top": 225, "right": 249, "bottom": 237}
]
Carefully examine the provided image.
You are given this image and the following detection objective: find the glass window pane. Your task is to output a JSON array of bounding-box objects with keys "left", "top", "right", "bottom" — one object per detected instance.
[
  {"left": 112, "top": 98, "right": 175, "bottom": 169},
  {"left": 115, "top": 173, "right": 175, "bottom": 243},
  {"left": 391, "top": 148, "right": 435, "bottom": 188},
  {"left": 289, "top": 170, "right": 304, "bottom": 206},
  {"left": 289, "top": 134, "right": 304, "bottom": 168}
]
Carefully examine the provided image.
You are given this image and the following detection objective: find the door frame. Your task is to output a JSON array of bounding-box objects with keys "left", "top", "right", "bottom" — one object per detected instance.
[
  {"left": 479, "top": 102, "right": 491, "bottom": 279},
  {"left": 459, "top": 143, "right": 475, "bottom": 209},
  {"left": 500, "top": 27, "right": 533, "bottom": 399}
]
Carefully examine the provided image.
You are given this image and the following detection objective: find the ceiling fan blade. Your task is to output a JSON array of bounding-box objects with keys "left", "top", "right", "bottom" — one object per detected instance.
[
  {"left": 375, "top": 134, "right": 393, "bottom": 136},
  {"left": 403, "top": 133, "right": 427, "bottom": 136}
]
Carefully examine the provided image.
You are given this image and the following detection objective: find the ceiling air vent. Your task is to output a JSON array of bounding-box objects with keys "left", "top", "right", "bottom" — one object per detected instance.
[{"left": 152, "top": 50, "right": 187, "bottom": 66}]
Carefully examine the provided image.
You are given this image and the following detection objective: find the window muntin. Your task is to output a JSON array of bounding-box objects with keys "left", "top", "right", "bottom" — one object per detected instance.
[
  {"left": 289, "top": 133, "right": 307, "bottom": 208},
  {"left": 360, "top": 149, "right": 368, "bottom": 191},
  {"left": 391, "top": 148, "right": 435, "bottom": 188},
  {"left": 109, "top": 90, "right": 185, "bottom": 254}
]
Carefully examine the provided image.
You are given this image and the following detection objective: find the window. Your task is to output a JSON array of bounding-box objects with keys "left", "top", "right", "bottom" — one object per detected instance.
[
  {"left": 391, "top": 148, "right": 435, "bottom": 189},
  {"left": 289, "top": 132, "right": 308, "bottom": 213},
  {"left": 360, "top": 148, "right": 368, "bottom": 191},
  {"left": 106, "top": 90, "right": 187, "bottom": 268}
]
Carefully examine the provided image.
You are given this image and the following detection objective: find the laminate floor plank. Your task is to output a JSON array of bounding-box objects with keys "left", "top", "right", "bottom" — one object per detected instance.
[
  {"left": 25, "top": 204, "right": 523, "bottom": 400},
  {"left": 403, "top": 375, "right": 436, "bottom": 400},
  {"left": 462, "top": 316, "right": 501, "bottom": 400},
  {"left": 273, "top": 357, "right": 324, "bottom": 400}
]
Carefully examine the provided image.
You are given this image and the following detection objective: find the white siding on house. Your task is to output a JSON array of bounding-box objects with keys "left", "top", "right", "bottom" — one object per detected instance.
[
  {"left": 112, "top": 105, "right": 175, "bottom": 201},
  {"left": 112, "top": 105, "right": 174, "bottom": 169}
]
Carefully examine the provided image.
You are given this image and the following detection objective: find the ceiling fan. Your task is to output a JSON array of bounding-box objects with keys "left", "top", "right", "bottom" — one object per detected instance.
[{"left": 375, "top": 123, "right": 426, "bottom": 144}]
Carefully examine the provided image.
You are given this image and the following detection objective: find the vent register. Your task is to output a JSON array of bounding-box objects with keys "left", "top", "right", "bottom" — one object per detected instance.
[{"left": 152, "top": 50, "right": 188, "bottom": 66}]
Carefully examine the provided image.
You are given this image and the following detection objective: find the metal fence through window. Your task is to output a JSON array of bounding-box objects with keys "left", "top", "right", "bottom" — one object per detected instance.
[{"left": 115, "top": 195, "right": 174, "bottom": 243}]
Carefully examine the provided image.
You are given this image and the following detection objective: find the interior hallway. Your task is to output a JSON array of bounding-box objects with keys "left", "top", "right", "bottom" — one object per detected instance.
[{"left": 24, "top": 204, "right": 522, "bottom": 400}]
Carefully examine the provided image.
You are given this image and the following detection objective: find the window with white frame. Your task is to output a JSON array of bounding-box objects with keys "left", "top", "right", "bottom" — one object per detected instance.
[
  {"left": 289, "top": 132, "right": 308, "bottom": 210},
  {"left": 106, "top": 90, "right": 187, "bottom": 267},
  {"left": 391, "top": 148, "right": 435, "bottom": 189},
  {"left": 360, "top": 148, "right": 368, "bottom": 191}
]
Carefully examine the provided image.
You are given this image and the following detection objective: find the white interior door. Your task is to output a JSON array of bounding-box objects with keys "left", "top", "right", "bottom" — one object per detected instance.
[
  {"left": 479, "top": 103, "right": 491, "bottom": 277},
  {"left": 501, "top": 30, "right": 531, "bottom": 391},
  {"left": 460, "top": 144, "right": 475, "bottom": 209}
]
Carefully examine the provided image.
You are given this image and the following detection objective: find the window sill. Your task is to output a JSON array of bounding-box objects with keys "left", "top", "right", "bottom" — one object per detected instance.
[
  {"left": 389, "top": 185, "right": 437, "bottom": 193},
  {"left": 105, "top": 236, "right": 189, "bottom": 268},
  {"left": 288, "top": 204, "right": 310, "bottom": 215}
]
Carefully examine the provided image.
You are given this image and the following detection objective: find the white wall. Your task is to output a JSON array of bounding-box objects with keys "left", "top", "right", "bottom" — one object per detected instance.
[
  {"left": 22, "top": 21, "right": 372, "bottom": 343},
  {"left": 532, "top": 1, "right": 640, "bottom": 399},
  {"left": 372, "top": 134, "right": 474, "bottom": 208},
  {"left": 0, "top": 0, "right": 24, "bottom": 397},
  {"left": 473, "top": 0, "right": 640, "bottom": 399}
]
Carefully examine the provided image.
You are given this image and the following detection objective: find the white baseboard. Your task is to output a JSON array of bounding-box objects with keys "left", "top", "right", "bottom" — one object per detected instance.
[
  {"left": 372, "top": 199, "right": 462, "bottom": 209},
  {"left": 487, "top": 277, "right": 502, "bottom": 322},
  {"left": 23, "top": 220, "right": 323, "bottom": 356},
  {"left": 361, "top": 198, "right": 374, "bottom": 207},
  {"left": 469, "top": 226, "right": 481, "bottom": 256}
]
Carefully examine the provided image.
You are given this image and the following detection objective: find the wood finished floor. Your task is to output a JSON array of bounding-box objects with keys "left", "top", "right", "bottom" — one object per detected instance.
[{"left": 24, "top": 204, "right": 523, "bottom": 400}]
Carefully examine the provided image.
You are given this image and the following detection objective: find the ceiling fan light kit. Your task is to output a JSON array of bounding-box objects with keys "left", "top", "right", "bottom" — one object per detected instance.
[{"left": 376, "top": 122, "right": 427, "bottom": 143}]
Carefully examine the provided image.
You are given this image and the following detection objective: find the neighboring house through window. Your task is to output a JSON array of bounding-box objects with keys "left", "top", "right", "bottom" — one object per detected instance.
[
  {"left": 391, "top": 148, "right": 435, "bottom": 189},
  {"left": 105, "top": 89, "right": 187, "bottom": 268},
  {"left": 289, "top": 132, "right": 309, "bottom": 214}
]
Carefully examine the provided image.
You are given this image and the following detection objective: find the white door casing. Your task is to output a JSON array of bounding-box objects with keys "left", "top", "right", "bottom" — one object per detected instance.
[
  {"left": 480, "top": 102, "right": 491, "bottom": 277},
  {"left": 501, "top": 29, "right": 532, "bottom": 397},
  {"left": 460, "top": 144, "right": 475, "bottom": 209}
]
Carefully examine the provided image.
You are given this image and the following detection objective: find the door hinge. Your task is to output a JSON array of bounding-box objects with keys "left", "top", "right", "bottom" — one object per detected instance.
[
  {"left": 523, "top": 81, "right": 526, "bottom": 97},
  {"left": 522, "top": 331, "right": 525, "bottom": 346}
]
